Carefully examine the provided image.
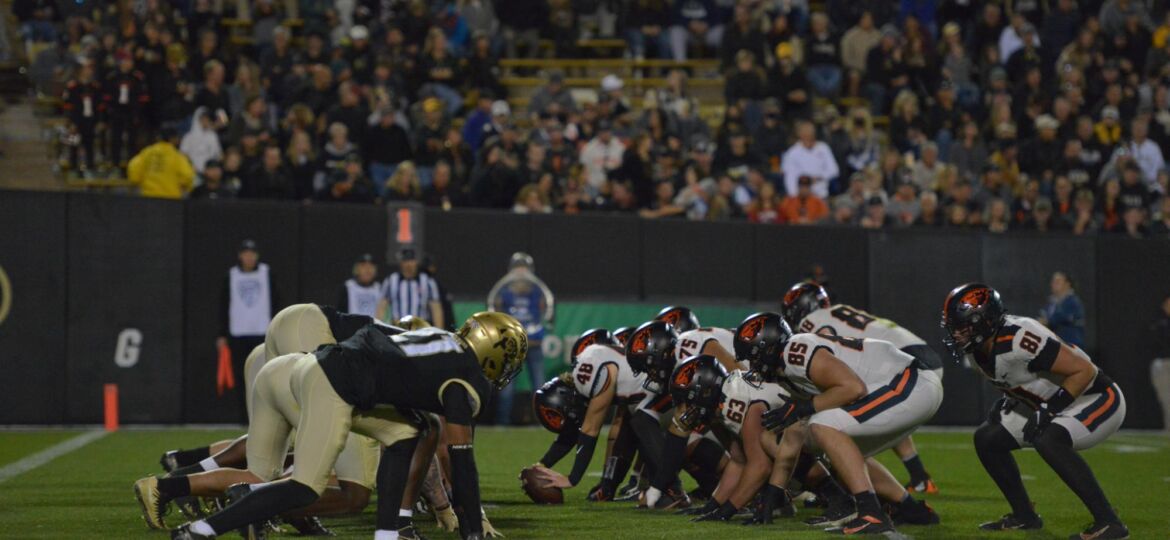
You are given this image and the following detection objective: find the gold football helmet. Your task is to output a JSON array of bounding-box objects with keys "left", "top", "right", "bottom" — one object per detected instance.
[
  {"left": 457, "top": 311, "right": 528, "bottom": 389},
  {"left": 395, "top": 315, "right": 432, "bottom": 331}
]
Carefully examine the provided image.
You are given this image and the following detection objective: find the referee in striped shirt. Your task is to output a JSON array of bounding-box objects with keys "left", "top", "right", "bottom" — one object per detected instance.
[{"left": 376, "top": 246, "right": 445, "bottom": 328}]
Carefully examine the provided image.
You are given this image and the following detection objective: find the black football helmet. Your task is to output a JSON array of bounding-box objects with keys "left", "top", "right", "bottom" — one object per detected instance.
[
  {"left": 612, "top": 326, "right": 634, "bottom": 347},
  {"left": 781, "top": 282, "right": 831, "bottom": 329},
  {"left": 655, "top": 306, "right": 700, "bottom": 334},
  {"left": 734, "top": 312, "right": 793, "bottom": 382},
  {"left": 669, "top": 355, "right": 728, "bottom": 431},
  {"left": 625, "top": 320, "right": 679, "bottom": 393},
  {"left": 570, "top": 328, "right": 618, "bottom": 366},
  {"left": 533, "top": 376, "right": 588, "bottom": 433},
  {"left": 941, "top": 283, "right": 1007, "bottom": 361}
]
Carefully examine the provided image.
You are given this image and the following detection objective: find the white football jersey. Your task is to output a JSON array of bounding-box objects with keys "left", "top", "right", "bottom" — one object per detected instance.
[
  {"left": 572, "top": 344, "right": 647, "bottom": 403},
  {"left": 974, "top": 315, "right": 1092, "bottom": 408},
  {"left": 796, "top": 304, "right": 925, "bottom": 349},
  {"left": 677, "top": 327, "right": 749, "bottom": 370},
  {"left": 718, "top": 371, "right": 790, "bottom": 436},
  {"left": 777, "top": 333, "right": 915, "bottom": 399}
]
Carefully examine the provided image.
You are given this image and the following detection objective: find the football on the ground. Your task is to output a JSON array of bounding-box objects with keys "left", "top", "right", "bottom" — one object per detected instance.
[{"left": 519, "top": 466, "right": 564, "bottom": 505}]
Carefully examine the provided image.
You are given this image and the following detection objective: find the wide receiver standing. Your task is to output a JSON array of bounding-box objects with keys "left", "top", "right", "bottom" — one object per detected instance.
[{"left": 942, "top": 284, "right": 1129, "bottom": 540}]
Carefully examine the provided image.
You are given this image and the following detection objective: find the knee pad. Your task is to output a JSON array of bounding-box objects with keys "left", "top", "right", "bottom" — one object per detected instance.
[
  {"left": 974, "top": 422, "right": 1019, "bottom": 453},
  {"left": 284, "top": 480, "right": 321, "bottom": 506},
  {"left": 1032, "top": 423, "right": 1073, "bottom": 455}
]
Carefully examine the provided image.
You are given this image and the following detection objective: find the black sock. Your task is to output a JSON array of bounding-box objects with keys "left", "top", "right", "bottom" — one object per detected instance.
[
  {"left": 792, "top": 452, "right": 817, "bottom": 488},
  {"left": 169, "top": 464, "right": 206, "bottom": 477},
  {"left": 173, "top": 447, "right": 210, "bottom": 467},
  {"left": 854, "top": 491, "right": 884, "bottom": 519},
  {"left": 902, "top": 454, "right": 929, "bottom": 484},
  {"left": 376, "top": 438, "right": 420, "bottom": 531},
  {"left": 1033, "top": 426, "right": 1120, "bottom": 525},
  {"left": 974, "top": 423, "right": 1037, "bottom": 520},
  {"left": 157, "top": 476, "right": 191, "bottom": 500},
  {"left": 205, "top": 480, "right": 318, "bottom": 533},
  {"left": 818, "top": 477, "right": 851, "bottom": 509}
]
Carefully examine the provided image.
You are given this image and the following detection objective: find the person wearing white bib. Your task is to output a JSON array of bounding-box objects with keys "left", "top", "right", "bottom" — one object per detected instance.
[
  {"left": 339, "top": 253, "right": 381, "bottom": 318},
  {"left": 218, "top": 239, "right": 279, "bottom": 419}
]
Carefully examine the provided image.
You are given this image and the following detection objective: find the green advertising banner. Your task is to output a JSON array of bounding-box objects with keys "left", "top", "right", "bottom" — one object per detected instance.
[{"left": 454, "top": 301, "right": 766, "bottom": 391}]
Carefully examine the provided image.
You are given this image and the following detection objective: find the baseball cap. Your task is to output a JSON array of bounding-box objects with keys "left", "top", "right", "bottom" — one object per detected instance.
[
  {"left": 1102, "top": 106, "right": 1120, "bottom": 120},
  {"left": 204, "top": 159, "right": 223, "bottom": 170},
  {"left": 397, "top": 246, "right": 418, "bottom": 261},
  {"left": 1035, "top": 114, "right": 1059, "bottom": 130},
  {"left": 239, "top": 239, "right": 258, "bottom": 252},
  {"left": 491, "top": 100, "right": 511, "bottom": 117},
  {"left": 349, "top": 25, "right": 369, "bottom": 41},
  {"left": 355, "top": 253, "right": 375, "bottom": 264}
]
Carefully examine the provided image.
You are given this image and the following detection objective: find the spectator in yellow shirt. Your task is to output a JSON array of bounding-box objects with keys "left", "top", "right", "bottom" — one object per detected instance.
[{"left": 128, "top": 127, "right": 195, "bottom": 199}]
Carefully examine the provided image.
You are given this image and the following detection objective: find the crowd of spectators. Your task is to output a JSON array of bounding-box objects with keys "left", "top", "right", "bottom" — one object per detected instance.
[{"left": 16, "top": 0, "right": 1170, "bottom": 237}]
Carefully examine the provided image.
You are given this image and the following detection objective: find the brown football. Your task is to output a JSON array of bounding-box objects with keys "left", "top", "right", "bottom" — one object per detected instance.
[{"left": 519, "top": 466, "right": 564, "bottom": 505}]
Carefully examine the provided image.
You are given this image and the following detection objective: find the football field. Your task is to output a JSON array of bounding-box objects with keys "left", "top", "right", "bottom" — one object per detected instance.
[{"left": 0, "top": 428, "right": 1167, "bottom": 539}]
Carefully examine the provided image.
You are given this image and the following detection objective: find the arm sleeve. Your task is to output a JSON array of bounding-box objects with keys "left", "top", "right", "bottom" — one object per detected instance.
[
  {"left": 441, "top": 383, "right": 478, "bottom": 425},
  {"left": 448, "top": 444, "right": 482, "bottom": 537},
  {"left": 540, "top": 421, "right": 580, "bottom": 467},
  {"left": 567, "top": 432, "right": 599, "bottom": 487}
]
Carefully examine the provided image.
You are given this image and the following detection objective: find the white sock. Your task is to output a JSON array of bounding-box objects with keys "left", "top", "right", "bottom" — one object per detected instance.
[
  {"left": 191, "top": 520, "right": 217, "bottom": 536},
  {"left": 398, "top": 508, "right": 413, "bottom": 518},
  {"left": 374, "top": 529, "right": 399, "bottom": 540},
  {"left": 198, "top": 457, "right": 220, "bottom": 472}
]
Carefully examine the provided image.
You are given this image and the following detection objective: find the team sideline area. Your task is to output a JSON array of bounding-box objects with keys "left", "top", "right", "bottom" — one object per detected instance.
[{"left": 0, "top": 427, "right": 1166, "bottom": 540}]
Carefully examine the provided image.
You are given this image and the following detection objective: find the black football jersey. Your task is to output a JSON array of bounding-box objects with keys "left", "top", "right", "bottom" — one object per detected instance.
[
  {"left": 319, "top": 304, "right": 401, "bottom": 342},
  {"left": 317, "top": 325, "right": 491, "bottom": 421}
]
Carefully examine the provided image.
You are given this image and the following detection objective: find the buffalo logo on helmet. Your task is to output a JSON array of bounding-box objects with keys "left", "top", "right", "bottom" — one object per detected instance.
[{"left": 494, "top": 335, "right": 523, "bottom": 363}]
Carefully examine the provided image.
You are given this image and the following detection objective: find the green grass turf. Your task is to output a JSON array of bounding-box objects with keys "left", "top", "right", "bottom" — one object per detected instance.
[
  {"left": 0, "top": 430, "right": 81, "bottom": 467},
  {"left": 0, "top": 428, "right": 1167, "bottom": 539}
]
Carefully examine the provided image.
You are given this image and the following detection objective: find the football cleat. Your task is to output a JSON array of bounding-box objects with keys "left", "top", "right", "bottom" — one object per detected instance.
[
  {"left": 397, "top": 524, "right": 428, "bottom": 540},
  {"left": 1069, "top": 521, "right": 1129, "bottom": 540},
  {"left": 224, "top": 483, "right": 268, "bottom": 540},
  {"left": 889, "top": 498, "right": 939, "bottom": 526},
  {"left": 614, "top": 476, "right": 643, "bottom": 502},
  {"left": 286, "top": 516, "right": 334, "bottom": 536},
  {"left": 173, "top": 496, "right": 208, "bottom": 520},
  {"left": 979, "top": 513, "right": 1044, "bottom": 531},
  {"left": 170, "top": 524, "right": 213, "bottom": 539},
  {"left": 637, "top": 487, "right": 691, "bottom": 510},
  {"left": 805, "top": 497, "right": 857, "bottom": 528},
  {"left": 133, "top": 476, "right": 167, "bottom": 529},
  {"left": 904, "top": 479, "right": 939, "bottom": 494},
  {"left": 826, "top": 514, "right": 896, "bottom": 535},
  {"left": 160, "top": 451, "right": 181, "bottom": 473}
]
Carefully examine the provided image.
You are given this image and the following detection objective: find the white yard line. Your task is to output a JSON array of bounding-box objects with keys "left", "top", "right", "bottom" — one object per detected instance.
[{"left": 0, "top": 430, "right": 109, "bottom": 484}]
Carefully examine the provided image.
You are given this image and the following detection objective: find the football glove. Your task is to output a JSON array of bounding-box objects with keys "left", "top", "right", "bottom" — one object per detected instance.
[
  {"left": 988, "top": 396, "right": 1018, "bottom": 424},
  {"left": 761, "top": 399, "right": 815, "bottom": 432},
  {"left": 434, "top": 504, "right": 459, "bottom": 532}
]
